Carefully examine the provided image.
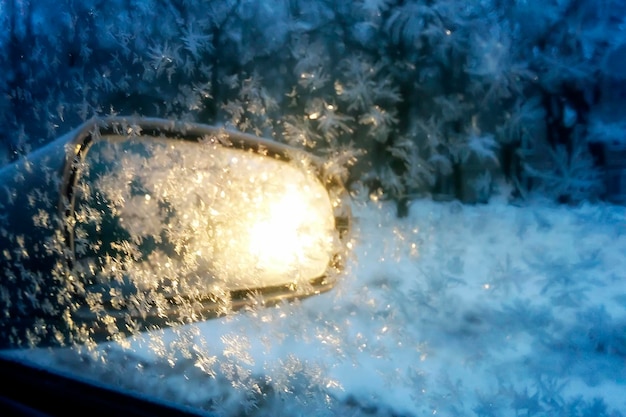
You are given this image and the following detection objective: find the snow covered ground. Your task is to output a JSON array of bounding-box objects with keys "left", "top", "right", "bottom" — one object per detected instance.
[{"left": 9, "top": 194, "right": 626, "bottom": 416}]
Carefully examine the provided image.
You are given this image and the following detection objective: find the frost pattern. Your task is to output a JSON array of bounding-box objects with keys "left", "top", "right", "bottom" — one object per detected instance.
[{"left": 1, "top": 0, "right": 626, "bottom": 416}]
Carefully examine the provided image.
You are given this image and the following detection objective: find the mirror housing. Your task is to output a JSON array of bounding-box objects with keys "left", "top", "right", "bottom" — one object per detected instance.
[{"left": 0, "top": 117, "right": 351, "bottom": 348}]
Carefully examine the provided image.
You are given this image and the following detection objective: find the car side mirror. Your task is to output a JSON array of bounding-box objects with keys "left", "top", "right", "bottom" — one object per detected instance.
[{"left": 0, "top": 117, "right": 350, "bottom": 348}]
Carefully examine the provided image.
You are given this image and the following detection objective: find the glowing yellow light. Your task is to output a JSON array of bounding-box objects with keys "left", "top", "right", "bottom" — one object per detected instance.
[
  {"left": 208, "top": 149, "right": 335, "bottom": 289},
  {"left": 246, "top": 183, "right": 334, "bottom": 280}
]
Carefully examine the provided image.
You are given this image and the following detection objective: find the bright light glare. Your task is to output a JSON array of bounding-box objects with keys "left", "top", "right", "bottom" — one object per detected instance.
[
  {"left": 247, "top": 183, "right": 334, "bottom": 281},
  {"left": 207, "top": 148, "right": 335, "bottom": 289}
]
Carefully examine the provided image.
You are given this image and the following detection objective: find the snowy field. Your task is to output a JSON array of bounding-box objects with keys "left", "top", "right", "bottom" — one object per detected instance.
[{"left": 9, "top": 193, "right": 626, "bottom": 416}]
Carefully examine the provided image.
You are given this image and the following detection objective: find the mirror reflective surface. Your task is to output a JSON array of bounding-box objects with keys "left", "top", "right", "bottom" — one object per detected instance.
[
  {"left": 74, "top": 136, "right": 336, "bottom": 293},
  {"left": 0, "top": 118, "right": 351, "bottom": 348}
]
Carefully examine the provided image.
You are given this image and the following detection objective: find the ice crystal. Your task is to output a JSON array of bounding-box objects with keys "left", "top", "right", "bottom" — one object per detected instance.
[{"left": 523, "top": 131, "right": 604, "bottom": 203}]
